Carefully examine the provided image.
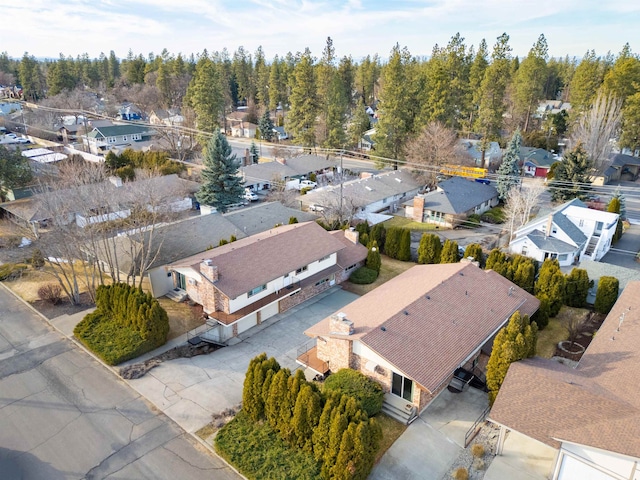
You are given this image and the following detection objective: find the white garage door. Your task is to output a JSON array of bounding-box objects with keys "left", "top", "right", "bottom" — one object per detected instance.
[
  {"left": 261, "top": 301, "right": 280, "bottom": 321},
  {"left": 558, "top": 455, "right": 616, "bottom": 480}
]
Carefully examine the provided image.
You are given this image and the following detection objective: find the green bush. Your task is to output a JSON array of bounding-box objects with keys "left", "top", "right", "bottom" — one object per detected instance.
[
  {"left": 349, "top": 266, "right": 378, "bottom": 284},
  {"left": 564, "top": 268, "right": 590, "bottom": 308},
  {"left": 594, "top": 276, "right": 619, "bottom": 314},
  {"left": 73, "top": 283, "right": 169, "bottom": 365},
  {"left": 323, "top": 369, "right": 384, "bottom": 417},
  {"left": 480, "top": 207, "right": 505, "bottom": 224},
  {"left": 0, "top": 262, "right": 28, "bottom": 281},
  {"left": 366, "top": 241, "right": 381, "bottom": 273},
  {"left": 466, "top": 214, "right": 481, "bottom": 228}
]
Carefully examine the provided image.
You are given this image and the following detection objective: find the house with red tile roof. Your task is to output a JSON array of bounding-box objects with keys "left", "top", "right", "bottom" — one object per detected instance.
[
  {"left": 489, "top": 281, "right": 640, "bottom": 480},
  {"left": 302, "top": 260, "right": 539, "bottom": 423},
  {"left": 169, "top": 221, "right": 367, "bottom": 344}
]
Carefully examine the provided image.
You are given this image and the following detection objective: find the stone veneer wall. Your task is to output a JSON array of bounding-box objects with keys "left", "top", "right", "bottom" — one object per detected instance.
[
  {"left": 317, "top": 336, "right": 352, "bottom": 372},
  {"left": 279, "top": 281, "right": 332, "bottom": 312},
  {"left": 336, "top": 262, "right": 365, "bottom": 283}
]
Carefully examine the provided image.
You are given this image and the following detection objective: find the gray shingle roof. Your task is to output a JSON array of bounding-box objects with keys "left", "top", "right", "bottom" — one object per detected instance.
[
  {"left": 418, "top": 177, "right": 498, "bottom": 214},
  {"left": 224, "top": 201, "right": 317, "bottom": 236},
  {"left": 519, "top": 147, "right": 555, "bottom": 168},
  {"left": 526, "top": 230, "right": 578, "bottom": 253},
  {"left": 552, "top": 212, "right": 587, "bottom": 245},
  {"left": 88, "top": 124, "right": 153, "bottom": 139}
]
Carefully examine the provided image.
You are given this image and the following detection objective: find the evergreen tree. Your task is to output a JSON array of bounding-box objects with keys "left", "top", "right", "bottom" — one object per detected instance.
[
  {"left": 330, "top": 423, "right": 358, "bottom": 480},
  {"left": 196, "top": 132, "right": 244, "bottom": 213},
  {"left": 313, "top": 394, "right": 340, "bottom": 462},
  {"left": 565, "top": 268, "right": 590, "bottom": 308},
  {"left": 463, "top": 243, "right": 483, "bottom": 265},
  {"left": 620, "top": 92, "right": 640, "bottom": 155},
  {"left": 534, "top": 259, "right": 566, "bottom": 317},
  {"left": 266, "top": 368, "right": 290, "bottom": 430},
  {"left": 486, "top": 311, "right": 537, "bottom": 404},
  {"left": 186, "top": 56, "right": 224, "bottom": 136},
  {"left": 249, "top": 141, "right": 259, "bottom": 164},
  {"left": 0, "top": 146, "right": 34, "bottom": 202},
  {"left": 258, "top": 110, "right": 275, "bottom": 142},
  {"left": 323, "top": 410, "right": 348, "bottom": 478},
  {"left": 464, "top": 39, "right": 489, "bottom": 134},
  {"left": 417, "top": 233, "right": 442, "bottom": 264},
  {"left": 365, "top": 241, "right": 381, "bottom": 274},
  {"left": 291, "top": 385, "right": 322, "bottom": 452},
  {"left": 440, "top": 239, "right": 459, "bottom": 263},
  {"left": 348, "top": 97, "right": 371, "bottom": 148},
  {"left": 569, "top": 50, "right": 604, "bottom": 114},
  {"left": 549, "top": 143, "right": 592, "bottom": 202},
  {"left": 397, "top": 228, "right": 412, "bottom": 261},
  {"left": 383, "top": 227, "right": 401, "bottom": 259},
  {"left": 607, "top": 197, "right": 623, "bottom": 243},
  {"left": 511, "top": 255, "right": 535, "bottom": 293},
  {"left": 485, "top": 249, "right": 508, "bottom": 276},
  {"left": 324, "top": 74, "right": 349, "bottom": 148},
  {"left": 594, "top": 276, "right": 619, "bottom": 314},
  {"left": 287, "top": 50, "right": 318, "bottom": 147},
  {"left": 612, "top": 186, "right": 627, "bottom": 220},
  {"left": 370, "top": 224, "right": 386, "bottom": 253},
  {"left": 496, "top": 129, "right": 523, "bottom": 201},
  {"left": 513, "top": 35, "right": 548, "bottom": 132}
]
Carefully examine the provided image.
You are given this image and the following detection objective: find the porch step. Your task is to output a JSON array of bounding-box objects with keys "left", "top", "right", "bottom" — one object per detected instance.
[
  {"left": 381, "top": 399, "right": 418, "bottom": 425},
  {"left": 165, "top": 288, "right": 187, "bottom": 302}
]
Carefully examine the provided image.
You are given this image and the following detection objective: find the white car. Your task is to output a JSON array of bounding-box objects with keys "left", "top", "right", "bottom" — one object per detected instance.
[
  {"left": 243, "top": 189, "right": 259, "bottom": 202},
  {"left": 309, "top": 204, "right": 325, "bottom": 212},
  {"left": 299, "top": 180, "right": 317, "bottom": 189}
]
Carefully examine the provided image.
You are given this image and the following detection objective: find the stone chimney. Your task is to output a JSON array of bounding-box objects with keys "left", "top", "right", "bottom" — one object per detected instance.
[
  {"left": 329, "top": 312, "right": 354, "bottom": 335},
  {"left": 460, "top": 257, "right": 480, "bottom": 267},
  {"left": 344, "top": 227, "right": 359, "bottom": 245},
  {"left": 412, "top": 196, "right": 425, "bottom": 222},
  {"left": 546, "top": 214, "right": 554, "bottom": 237},
  {"left": 199, "top": 259, "right": 218, "bottom": 282}
]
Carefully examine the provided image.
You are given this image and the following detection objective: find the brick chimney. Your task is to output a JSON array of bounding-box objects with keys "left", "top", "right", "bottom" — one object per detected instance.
[
  {"left": 546, "top": 214, "right": 554, "bottom": 237},
  {"left": 460, "top": 257, "right": 480, "bottom": 267},
  {"left": 412, "top": 196, "right": 425, "bottom": 222},
  {"left": 199, "top": 259, "right": 218, "bottom": 282},
  {"left": 344, "top": 227, "right": 359, "bottom": 245},
  {"left": 329, "top": 312, "right": 354, "bottom": 335}
]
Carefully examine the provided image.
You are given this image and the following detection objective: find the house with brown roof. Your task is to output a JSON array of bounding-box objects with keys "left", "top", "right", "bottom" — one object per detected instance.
[
  {"left": 489, "top": 281, "right": 640, "bottom": 480},
  {"left": 302, "top": 261, "right": 539, "bottom": 423},
  {"left": 169, "top": 221, "right": 367, "bottom": 344}
]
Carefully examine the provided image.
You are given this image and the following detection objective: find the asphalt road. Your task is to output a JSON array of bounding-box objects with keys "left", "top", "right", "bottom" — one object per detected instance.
[{"left": 0, "top": 286, "right": 239, "bottom": 480}]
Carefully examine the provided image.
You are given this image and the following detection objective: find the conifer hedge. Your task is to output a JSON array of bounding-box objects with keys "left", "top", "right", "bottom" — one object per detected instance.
[{"left": 74, "top": 283, "right": 169, "bottom": 365}]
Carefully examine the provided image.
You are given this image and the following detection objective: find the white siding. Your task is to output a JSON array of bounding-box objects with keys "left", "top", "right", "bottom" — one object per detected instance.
[
  {"left": 353, "top": 342, "right": 402, "bottom": 376},
  {"left": 556, "top": 442, "right": 640, "bottom": 480},
  {"left": 149, "top": 267, "right": 174, "bottom": 297}
]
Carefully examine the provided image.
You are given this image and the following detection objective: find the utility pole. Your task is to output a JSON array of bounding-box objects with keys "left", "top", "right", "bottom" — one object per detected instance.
[{"left": 339, "top": 148, "right": 344, "bottom": 224}]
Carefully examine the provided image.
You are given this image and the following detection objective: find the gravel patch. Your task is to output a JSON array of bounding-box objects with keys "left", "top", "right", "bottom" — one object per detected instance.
[{"left": 441, "top": 422, "right": 501, "bottom": 480}]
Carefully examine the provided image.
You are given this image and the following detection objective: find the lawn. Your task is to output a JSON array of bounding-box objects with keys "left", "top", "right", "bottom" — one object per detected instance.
[
  {"left": 383, "top": 216, "right": 440, "bottom": 231},
  {"left": 536, "top": 306, "right": 590, "bottom": 358},
  {"left": 341, "top": 255, "right": 415, "bottom": 295},
  {"left": 157, "top": 297, "right": 204, "bottom": 340},
  {"left": 374, "top": 413, "right": 407, "bottom": 464}
]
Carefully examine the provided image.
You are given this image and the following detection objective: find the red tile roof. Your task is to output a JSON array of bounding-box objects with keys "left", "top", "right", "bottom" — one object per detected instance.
[
  {"left": 305, "top": 261, "right": 539, "bottom": 393},
  {"left": 490, "top": 281, "right": 640, "bottom": 458}
]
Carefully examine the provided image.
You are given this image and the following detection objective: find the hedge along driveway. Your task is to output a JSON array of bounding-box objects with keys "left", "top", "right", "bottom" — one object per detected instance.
[{"left": 126, "top": 287, "right": 360, "bottom": 433}]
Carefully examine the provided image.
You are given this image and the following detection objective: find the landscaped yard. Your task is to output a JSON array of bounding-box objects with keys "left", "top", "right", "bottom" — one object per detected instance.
[
  {"left": 383, "top": 215, "right": 440, "bottom": 231},
  {"left": 341, "top": 255, "right": 415, "bottom": 295},
  {"left": 374, "top": 413, "right": 408, "bottom": 463},
  {"left": 536, "top": 306, "right": 590, "bottom": 358},
  {"left": 157, "top": 297, "right": 205, "bottom": 340}
]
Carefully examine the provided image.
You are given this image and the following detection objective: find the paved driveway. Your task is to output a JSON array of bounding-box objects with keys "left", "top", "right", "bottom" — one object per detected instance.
[
  {"left": 128, "top": 287, "right": 360, "bottom": 433},
  {"left": 601, "top": 223, "right": 640, "bottom": 270},
  {"left": 371, "top": 387, "right": 489, "bottom": 480},
  {"left": 0, "top": 285, "right": 239, "bottom": 480}
]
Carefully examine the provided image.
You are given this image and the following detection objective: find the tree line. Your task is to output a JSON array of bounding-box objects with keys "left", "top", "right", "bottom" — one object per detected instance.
[{"left": 2, "top": 34, "right": 638, "bottom": 158}]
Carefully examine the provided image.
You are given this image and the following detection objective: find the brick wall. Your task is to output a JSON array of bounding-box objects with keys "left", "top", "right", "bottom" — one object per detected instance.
[
  {"left": 412, "top": 196, "right": 425, "bottom": 222},
  {"left": 317, "top": 337, "right": 352, "bottom": 371},
  {"left": 351, "top": 353, "right": 393, "bottom": 394},
  {"left": 336, "top": 262, "right": 364, "bottom": 283},
  {"left": 279, "top": 281, "right": 332, "bottom": 312}
]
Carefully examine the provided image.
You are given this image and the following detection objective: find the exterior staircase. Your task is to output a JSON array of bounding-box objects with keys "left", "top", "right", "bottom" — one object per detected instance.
[
  {"left": 165, "top": 288, "right": 187, "bottom": 302},
  {"left": 584, "top": 236, "right": 599, "bottom": 257},
  {"left": 381, "top": 394, "right": 418, "bottom": 425}
]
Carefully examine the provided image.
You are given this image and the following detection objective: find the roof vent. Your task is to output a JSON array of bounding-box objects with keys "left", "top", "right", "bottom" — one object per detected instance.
[
  {"left": 365, "top": 186, "right": 373, "bottom": 191},
  {"left": 395, "top": 178, "right": 402, "bottom": 182},
  {"left": 203, "top": 259, "right": 213, "bottom": 266},
  {"left": 425, "top": 295, "right": 430, "bottom": 300},
  {"left": 380, "top": 326, "right": 386, "bottom": 332},
  {"left": 403, "top": 310, "right": 409, "bottom": 315}
]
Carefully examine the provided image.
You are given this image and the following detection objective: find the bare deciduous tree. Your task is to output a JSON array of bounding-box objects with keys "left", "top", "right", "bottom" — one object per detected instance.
[
  {"left": 405, "top": 122, "right": 459, "bottom": 184},
  {"left": 570, "top": 90, "right": 622, "bottom": 174},
  {"left": 504, "top": 180, "right": 546, "bottom": 240}
]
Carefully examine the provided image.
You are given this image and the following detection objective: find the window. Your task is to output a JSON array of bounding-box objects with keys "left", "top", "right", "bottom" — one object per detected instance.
[
  {"left": 521, "top": 245, "right": 528, "bottom": 255},
  {"left": 108, "top": 136, "right": 117, "bottom": 143},
  {"left": 345, "top": 263, "right": 358, "bottom": 271},
  {"left": 132, "top": 133, "right": 141, "bottom": 141},
  {"left": 552, "top": 226, "right": 557, "bottom": 234},
  {"left": 315, "top": 278, "right": 328, "bottom": 287},
  {"left": 295, "top": 265, "right": 308, "bottom": 274},
  {"left": 122, "top": 135, "right": 127, "bottom": 142},
  {"left": 392, "top": 372, "right": 413, "bottom": 402},
  {"left": 248, "top": 284, "right": 267, "bottom": 297},
  {"left": 559, "top": 254, "right": 568, "bottom": 261},
  {"left": 579, "top": 219, "right": 584, "bottom": 227},
  {"left": 319, "top": 255, "right": 330, "bottom": 262}
]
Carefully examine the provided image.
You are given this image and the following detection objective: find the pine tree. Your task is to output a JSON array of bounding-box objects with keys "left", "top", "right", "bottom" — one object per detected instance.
[
  {"left": 348, "top": 97, "right": 371, "bottom": 148},
  {"left": 594, "top": 276, "right": 619, "bottom": 314},
  {"left": 249, "top": 141, "right": 259, "bottom": 164},
  {"left": 417, "top": 234, "right": 442, "bottom": 264},
  {"left": 397, "top": 228, "right": 412, "bottom": 261},
  {"left": 496, "top": 129, "right": 523, "bottom": 201},
  {"left": 549, "top": 143, "right": 592, "bottom": 202},
  {"left": 486, "top": 311, "right": 537, "bottom": 404},
  {"left": 196, "top": 132, "right": 245, "bottom": 213},
  {"left": 534, "top": 259, "right": 566, "bottom": 317},
  {"left": 440, "top": 239, "right": 459, "bottom": 263},
  {"left": 287, "top": 50, "right": 318, "bottom": 147},
  {"left": 186, "top": 56, "right": 224, "bottom": 136},
  {"left": 513, "top": 35, "right": 548, "bottom": 132},
  {"left": 365, "top": 241, "right": 381, "bottom": 273},
  {"left": 565, "top": 268, "right": 590, "bottom": 308},
  {"left": 291, "top": 385, "right": 322, "bottom": 452},
  {"left": 258, "top": 110, "right": 275, "bottom": 142},
  {"left": 607, "top": 196, "right": 623, "bottom": 243}
]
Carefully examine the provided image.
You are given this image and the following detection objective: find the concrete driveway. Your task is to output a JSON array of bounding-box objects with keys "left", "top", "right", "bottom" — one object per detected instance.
[
  {"left": 370, "top": 387, "right": 489, "bottom": 480},
  {"left": 128, "top": 287, "right": 359, "bottom": 433},
  {"left": 601, "top": 223, "right": 640, "bottom": 270}
]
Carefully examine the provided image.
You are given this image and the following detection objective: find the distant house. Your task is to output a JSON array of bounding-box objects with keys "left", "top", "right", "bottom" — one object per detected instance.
[
  {"left": 456, "top": 139, "right": 502, "bottom": 168},
  {"left": 302, "top": 170, "right": 423, "bottom": 216},
  {"left": 241, "top": 155, "right": 336, "bottom": 191},
  {"left": 404, "top": 177, "right": 499, "bottom": 228},
  {"left": 519, "top": 147, "right": 556, "bottom": 178},
  {"left": 169, "top": 222, "right": 367, "bottom": 343},
  {"left": 116, "top": 103, "right": 143, "bottom": 121},
  {"left": 489, "top": 281, "right": 640, "bottom": 480},
  {"left": 535, "top": 99, "right": 571, "bottom": 118},
  {"left": 272, "top": 126, "right": 288, "bottom": 141},
  {"left": 231, "top": 121, "right": 257, "bottom": 139},
  {"left": 508, "top": 198, "right": 619, "bottom": 266},
  {"left": 593, "top": 152, "right": 640, "bottom": 186},
  {"left": 149, "top": 109, "right": 184, "bottom": 126},
  {"left": 359, "top": 128, "right": 376, "bottom": 151},
  {"left": 301, "top": 261, "right": 539, "bottom": 423},
  {"left": 84, "top": 124, "right": 156, "bottom": 155}
]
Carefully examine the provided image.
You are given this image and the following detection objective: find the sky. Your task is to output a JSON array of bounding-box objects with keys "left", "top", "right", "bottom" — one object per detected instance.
[{"left": 2, "top": 0, "right": 639, "bottom": 61}]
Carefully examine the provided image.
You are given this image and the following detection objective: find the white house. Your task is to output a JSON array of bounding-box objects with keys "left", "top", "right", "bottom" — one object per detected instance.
[
  {"left": 508, "top": 199, "right": 619, "bottom": 266},
  {"left": 489, "top": 281, "right": 640, "bottom": 480}
]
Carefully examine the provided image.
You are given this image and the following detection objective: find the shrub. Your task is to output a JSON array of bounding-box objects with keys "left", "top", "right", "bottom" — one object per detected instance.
[
  {"left": 349, "top": 266, "right": 378, "bottom": 284},
  {"left": 565, "top": 268, "right": 590, "bottom": 308},
  {"left": 463, "top": 243, "right": 483, "bottom": 265},
  {"left": 466, "top": 214, "right": 481, "bottom": 228},
  {"left": 471, "top": 443, "right": 485, "bottom": 458},
  {"left": 417, "top": 233, "right": 442, "bottom": 264},
  {"left": 452, "top": 467, "right": 469, "bottom": 480},
  {"left": 594, "top": 276, "right": 619, "bottom": 314},
  {"left": 440, "top": 239, "right": 459, "bottom": 263},
  {"left": 370, "top": 223, "right": 386, "bottom": 252},
  {"left": 384, "top": 227, "right": 401, "bottom": 258},
  {"left": 366, "top": 241, "right": 381, "bottom": 273},
  {"left": 38, "top": 284, "right": 63, "bottom": 305},
  {"left": 0, "top": 262, "right": 28, "bottom": 281},
  {"left": 73, "top": 283, "right": 169, "bottom": 365},
  {"left": 397, "top": 228, "right": 412, "bottom": 261},
  {"left": 472, "top": 458, "right": 486, "bottom": 471},
  {"left": 323, "top": 369, "right": 384, "bottom": 417},
  {"left": 300, "top": 186, "right": 313, "bottom": 195},
  {"left": 534, "top": 259, "right": 566, "bottom": 317},
  {"left": 30, "top": 249, "right": 46, "bottom": 268},
  {"left": 288, "top": 216, "right": 298, "bottom": 224},
  {"left": 532, "top": 294, "right": 551, "bottom": 330}
]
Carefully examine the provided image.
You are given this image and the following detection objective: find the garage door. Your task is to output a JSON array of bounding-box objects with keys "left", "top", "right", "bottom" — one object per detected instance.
[
  {"left": 558, "top": 455, "right": 617, "bottom": 480},
  {"left": 261, "top": 301, "right": 279, "bottom": 321}
]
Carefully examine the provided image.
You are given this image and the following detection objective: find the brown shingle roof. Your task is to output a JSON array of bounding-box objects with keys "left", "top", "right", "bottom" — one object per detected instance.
[
  {"left": 329, "top": 230, "right": 368, "bottom": 269},
  {"left": 305, "top": 262, "right": 539, "bottom": 392},
  {"left": 172, "top": 221, "right": 347, "bottom": 299},
  {"left": 490, "top": 281, "right": 640, "bottom": 458}
]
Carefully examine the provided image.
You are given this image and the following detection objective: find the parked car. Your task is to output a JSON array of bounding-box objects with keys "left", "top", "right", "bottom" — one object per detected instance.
[
  {"left": 243, "top": 189, "right": 259, "bottom": 202},
  {"left": 299, "top": 180, "right": 317, "bottom": 189},
  {"left": 309, "top": 204, "right": 325, "bottom": 212}
]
